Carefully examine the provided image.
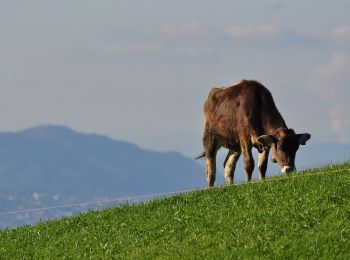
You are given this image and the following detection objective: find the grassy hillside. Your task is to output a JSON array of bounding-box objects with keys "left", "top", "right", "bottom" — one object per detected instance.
[{"left": 1, "top": 163, "right": 350, "bottom": 259}]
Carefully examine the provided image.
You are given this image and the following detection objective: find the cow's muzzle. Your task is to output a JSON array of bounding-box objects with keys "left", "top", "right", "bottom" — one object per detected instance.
[{"left": 281, "top": 166, "right": 295, "bottom": 173}]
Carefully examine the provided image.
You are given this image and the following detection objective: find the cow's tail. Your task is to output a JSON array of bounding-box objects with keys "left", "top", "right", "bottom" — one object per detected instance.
[{"left": 194, "top": 151, "right": 206, "bottom": 160}]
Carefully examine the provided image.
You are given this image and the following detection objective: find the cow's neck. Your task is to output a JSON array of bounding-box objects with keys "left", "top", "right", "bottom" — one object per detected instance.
[{"left": 264, "top": 114, "right": 287, "bottom": 135}]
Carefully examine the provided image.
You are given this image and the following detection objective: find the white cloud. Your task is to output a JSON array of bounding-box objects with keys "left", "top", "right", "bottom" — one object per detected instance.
[
  {"left": 309, "top": 52, "right": 349, "bottom": 96},
  {"left": 175, "top": 46, "right": 220, "bottom": 61},
  {"left": 225, "top": 24, "right": 281, "bottom": 39},
  {"left": 102, "top": 43, "right": 164, "bottom": 56},
  {"left": 162, "top": 21, "right": 207, "bottom": 37},
  {"left": 331, "top": 26, "right": 350, "bottom": 42},
  {"left": 176, "top": 46, "right": 213, "bottom": 56},
  {"left": 308, "top": 52, "right": 350, "bottom": 143}
]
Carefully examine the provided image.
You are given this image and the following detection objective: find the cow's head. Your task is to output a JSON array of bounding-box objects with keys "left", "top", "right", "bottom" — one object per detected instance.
[{"left": 257, "top": 128, "right": 311, "bottom": 173}]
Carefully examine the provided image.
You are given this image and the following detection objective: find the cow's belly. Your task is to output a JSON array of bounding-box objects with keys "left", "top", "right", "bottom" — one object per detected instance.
[
  {"left": 206, "top": 114, "right": 241, "bottom": 150},
  {"left": 217, "top": 132, "right": 240, "bottom": 150}
]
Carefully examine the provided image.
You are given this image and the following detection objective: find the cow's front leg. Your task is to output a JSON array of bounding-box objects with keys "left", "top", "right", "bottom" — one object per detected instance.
[
  {"left": 241, "top": 142, "right": 254, "bottom": 182},
  {"left": 258, "top": 148, "right": 269, "bottom": 180},
  {"left": 223, "top": 149, "right": 241, "bottom": 185}
]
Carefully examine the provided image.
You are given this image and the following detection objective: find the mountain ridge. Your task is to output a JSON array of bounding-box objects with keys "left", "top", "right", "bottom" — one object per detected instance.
[{"left": 0, "top": 125, "right": 206, "bottom": 228}]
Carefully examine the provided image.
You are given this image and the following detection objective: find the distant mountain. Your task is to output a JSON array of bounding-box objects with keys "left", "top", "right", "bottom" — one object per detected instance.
[{"left": 0, "top": 125, "right": 205, "bottom": 228}]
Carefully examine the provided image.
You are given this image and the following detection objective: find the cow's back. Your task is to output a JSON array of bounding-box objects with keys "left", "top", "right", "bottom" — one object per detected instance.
[{"left": 203, "top": 80, "right": 283, "bottom": 147}]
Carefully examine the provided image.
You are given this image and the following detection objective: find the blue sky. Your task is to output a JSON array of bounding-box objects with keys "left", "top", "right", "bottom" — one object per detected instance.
[{"left": 0, "top": 1, "right": 350, "bottom": 156}]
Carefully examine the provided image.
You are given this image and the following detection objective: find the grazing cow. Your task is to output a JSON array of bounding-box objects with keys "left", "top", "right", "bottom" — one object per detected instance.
[{"left": 195, "top": 80, "right": 311, "bottom": 187}]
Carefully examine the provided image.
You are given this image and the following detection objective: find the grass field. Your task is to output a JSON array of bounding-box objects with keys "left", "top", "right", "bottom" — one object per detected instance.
[{"left": 1, "top": 163, "right": 350, "bottom": 259}]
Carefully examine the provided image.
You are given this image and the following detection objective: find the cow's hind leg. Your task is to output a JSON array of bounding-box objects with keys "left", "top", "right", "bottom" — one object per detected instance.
[
  {"left": 203, "top": 131, "right": 219, "bottom": 188},
  {"left": 258, "top": 148, "right": 270, "bottom": 180},
  {"left": 223, "top": 149, "right": 241, "bottom": 185}
]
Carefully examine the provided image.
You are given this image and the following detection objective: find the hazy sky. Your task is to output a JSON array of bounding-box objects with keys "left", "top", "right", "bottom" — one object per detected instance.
[{"left": 1, "top": 1, "right": 350, "bottom": 156}]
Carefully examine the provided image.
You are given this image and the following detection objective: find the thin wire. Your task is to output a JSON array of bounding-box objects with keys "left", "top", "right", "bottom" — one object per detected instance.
[
  {"left": 0, "top": 188, "right": 205, "bottom": 216},
  {"left": 0, "top": 168, "right": 348, "bottom": 216}
]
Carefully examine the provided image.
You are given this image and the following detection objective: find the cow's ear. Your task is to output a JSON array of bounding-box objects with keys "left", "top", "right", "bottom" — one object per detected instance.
[
  {"left": 257, "top": 135, "right": 277, "bottom": 152},
  {"left": 297, "top": 133, "right": 311, "bottom": 145}
]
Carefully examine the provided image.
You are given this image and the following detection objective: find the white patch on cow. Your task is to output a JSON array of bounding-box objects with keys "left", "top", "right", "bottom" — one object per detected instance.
[
  {"left": 281, "top": 166, "right": 293, "bottom": 173},
  {"left": 224, "top": 152, "right": 240, "bottom": 184}
]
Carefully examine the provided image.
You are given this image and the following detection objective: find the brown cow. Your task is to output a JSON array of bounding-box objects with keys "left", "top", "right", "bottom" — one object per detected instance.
[{"left": 196, "top": 80, "right": 311, "bottom": 187}]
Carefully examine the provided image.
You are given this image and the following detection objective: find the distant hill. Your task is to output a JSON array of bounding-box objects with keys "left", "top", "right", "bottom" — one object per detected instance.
[
  {"left": 0, "top": 125, "right": 207, "bottom": 198},
  {"left": 0, "top": 125, "right": 205, "bottom": 227}
]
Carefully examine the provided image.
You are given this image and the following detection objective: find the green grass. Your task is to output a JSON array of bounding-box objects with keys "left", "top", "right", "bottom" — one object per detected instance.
[{"left": 1, "top": 163, "right": 350, "bottom": 259}]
